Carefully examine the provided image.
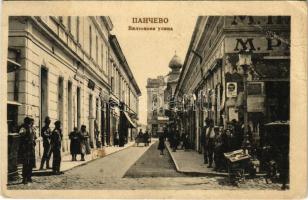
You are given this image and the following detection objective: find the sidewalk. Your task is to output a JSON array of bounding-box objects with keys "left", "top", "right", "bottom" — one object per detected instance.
[
  {"left": 166, "top": 142, "right": 228, "bottom": 177},
  {"left": 32, "top": 141, "right": 135, "bottom": 174}
]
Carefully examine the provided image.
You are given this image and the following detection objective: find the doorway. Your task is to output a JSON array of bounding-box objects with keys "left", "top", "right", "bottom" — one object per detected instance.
[
  {"left": 58, "top": 77, "right": 64, "bottom": 123},
  {"left": 67, "top": 81, "right": 73, "bottom": 132},
  {"left": 40, "top": 67, "right": 48, "bottom": 132}
]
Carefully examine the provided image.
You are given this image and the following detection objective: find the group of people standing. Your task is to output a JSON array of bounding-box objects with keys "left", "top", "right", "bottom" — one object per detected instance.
[
  {"left": 19, "top": 116, "right": 63, "bottom": 184},
  {"left": 157, "top": 127, "right": 190, "bottom": 155},
  {"left": 18, "top": 116, "right": 91, "bottom": 185},
  {"left": 136, "top": 129, "right": 150, "bottom": 146},
  {"left": 68, "top": 125, "right": 91, "bottom": 161},
  {"left": 201, "top": 118, "right": 244, "bottom": 171}
]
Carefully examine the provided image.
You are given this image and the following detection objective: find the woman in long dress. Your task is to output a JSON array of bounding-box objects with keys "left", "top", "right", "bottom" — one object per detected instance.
[
  {"left": 69, "top": 127, "right": 81, "bottom": 161},
  {"left": 80, "top": 125, "right": 90, "bottom": 161}
]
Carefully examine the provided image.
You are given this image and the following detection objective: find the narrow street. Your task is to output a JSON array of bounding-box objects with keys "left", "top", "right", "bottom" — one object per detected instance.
[{"left": 8, "top": 141, "right": 281, "bottom": 190}]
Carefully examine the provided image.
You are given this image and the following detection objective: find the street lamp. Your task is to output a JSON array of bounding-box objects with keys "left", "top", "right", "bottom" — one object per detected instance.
[{"left": 238, "top": 49, "right": 252, "bottom": 155}]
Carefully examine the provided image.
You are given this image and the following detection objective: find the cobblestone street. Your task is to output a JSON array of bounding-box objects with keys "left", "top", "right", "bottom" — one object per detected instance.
[{"left": 8, "top": 141, "right": 282, "bottom": 190}]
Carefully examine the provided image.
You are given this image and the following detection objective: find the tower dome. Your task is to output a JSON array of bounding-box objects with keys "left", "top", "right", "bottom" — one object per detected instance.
[{"left": 168, "top": 54, "right": 183, "bottom": 70}]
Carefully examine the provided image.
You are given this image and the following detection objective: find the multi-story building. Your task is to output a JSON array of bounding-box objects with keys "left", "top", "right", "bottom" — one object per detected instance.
[
  {"left": 7, "top": 16, "right": 140, "bottom": 161},
  {"left": 146, "top": 76, "right": 167, "bottom": 136},
  {"left": 109, "top": 35, "right": 141, "bottom": 146},
  {"left": 174, "top": 16, "right": 290, "bottom": 151},
  {"left": 146, "top": 54, "right": 183, "bottom": 136}
]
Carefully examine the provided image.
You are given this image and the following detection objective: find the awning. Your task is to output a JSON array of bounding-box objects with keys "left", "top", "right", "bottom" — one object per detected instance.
[
  {"left": 7, "top": 101, "right": 22, "bottom": 106},
  {"left": 7, "top": 59, "right": 21, "bottom": 73},
  {"left": 123, "top": 111, "right": 137, "bottom": 128},
  {"left": 157, "top": 116, "right": 169, "bottom": 121}
]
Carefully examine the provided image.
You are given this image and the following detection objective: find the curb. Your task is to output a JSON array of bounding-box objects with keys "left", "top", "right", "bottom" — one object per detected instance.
[
  {"left": 63, "top": 142, "right": 136, "bottom": 172},
  {"left": 32, "top": 142, "right": 135, "bottom": 174},
  {"left": 166, "top": 142, "right": 226, "bottom": 177},
  {"left": 166, "top": 143, "right": 267, "bottom": 178}
]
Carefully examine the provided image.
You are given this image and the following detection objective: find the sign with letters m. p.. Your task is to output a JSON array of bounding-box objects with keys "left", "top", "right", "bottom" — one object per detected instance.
[{"left": 225, "top": 36, "right": 289, "bottom": 54}]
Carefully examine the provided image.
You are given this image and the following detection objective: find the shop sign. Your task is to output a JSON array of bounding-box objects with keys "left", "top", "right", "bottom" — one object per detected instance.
[
  {"left": 226, "top": 82, "right": 237, "bottom": 98},
  {"left": 225, "top": 36, "right": 289, "bottom": 54},
  {"left": 225, "top": 16, "right": 290, "bottom": 27},
  {"left": 247, "top": 96, "right": 265, "bottom": 112}
]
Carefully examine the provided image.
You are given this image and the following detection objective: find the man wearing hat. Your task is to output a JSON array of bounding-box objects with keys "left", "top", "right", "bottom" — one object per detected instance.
[
  {"left": 40, "top": 116, "right": 52, "bottom": 170},
  {"left": 205, "top": 119, "right": 216, "bottom": 168},
  {"left": 19, "top": 117, "right": 37, "bottom": 184},
  {"left": 50, "top": 120, "right": 63, "bottom": 174}
]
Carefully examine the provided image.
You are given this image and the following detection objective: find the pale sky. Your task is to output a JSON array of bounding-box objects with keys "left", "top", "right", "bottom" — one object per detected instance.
[{"left": 111, "top": 16, "right": 197, "bottom": 125}]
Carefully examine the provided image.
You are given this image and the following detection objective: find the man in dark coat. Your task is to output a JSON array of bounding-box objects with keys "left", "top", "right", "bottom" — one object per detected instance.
[
  {"left": 158, "top": 132, "right": 165, "bottom": 155},
  {"left": 51, "top": 121, "right": 63, "bottom": 174},
  {"left": 202, "top": 117, "right": 211, "bottom": 164},
  {"left": 19, "top": 117, "right": 37, "bottom": 184},
  {"left": 40, "top": 116, "right": 52, "bottom": 170},
  {"left": 69, "top": 127, "right": 81, "bottom": 161}
]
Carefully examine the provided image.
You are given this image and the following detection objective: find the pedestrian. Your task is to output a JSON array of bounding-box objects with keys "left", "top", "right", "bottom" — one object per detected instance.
[
  {"left": 50, "top": 120, "right": 63, "bottom": 175},
  {"left": 39, "top": 116, "right": 52, "bottom": 170},
  {"left": 202, "top": 117, "right": 211, "bottom": 164},
  {"left": 183, "top": 133, "right": 190, "bottom": 151},
  {"left": 231, "top": 119, "right": 243, "bottom": 149},
  {"left": 214, "top": 127, "right": 224, "bottom": 171},
  {"left": 114, "top": 131, "right": 119, "bottom": 146},
  {"left": 206, "top": 119, "right": 215, "bottom": 168},
  {"left": 80, "top": 125, "right": 90, "bottom": 161},
  {"left": 138, "top": 129, "right": 143, "bottom": 137},
  {"left": 144, "top": 130, "right": 150, "bottom": 146},
  {"left": 94, "top": 119, "right": 101, "bottom": 148},
  {"left": 19, "top": 117, "right": 37, "bottom": 184},
  {"left": 69, "top": 127, "right": 81, "bottom": 161},
  {"left": 158, "top": 132, "right": 165, "bottom": 155}
]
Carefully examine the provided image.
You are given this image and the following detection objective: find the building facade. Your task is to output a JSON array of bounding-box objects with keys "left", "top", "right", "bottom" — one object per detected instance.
[
  {"left": 109, "top": 35, "right": 141, "bottom": 146},
  {"left": 146, "top": 76, "right": 167, "bottom": 136},
  {"left": 174, "top": 16, "right": 290, "bottom": 151},
  {"left": 146, "top": 54, "right": 183, "bottom": 136},
  {"left": 7, "top": 16, "right": 140, "bottom": 160}
]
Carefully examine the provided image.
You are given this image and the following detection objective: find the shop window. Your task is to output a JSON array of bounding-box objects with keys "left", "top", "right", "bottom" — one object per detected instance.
[
  {"left": 7, "top": 104, "right": 18, "bottom": 133},
  {"left": 248, "top": 82, "right": 264, "bottom": 95}
]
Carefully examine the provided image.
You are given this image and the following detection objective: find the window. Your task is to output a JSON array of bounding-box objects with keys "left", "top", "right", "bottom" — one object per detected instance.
[
  {"left": 76, "top": 17, "right": 80, "bottom": 42},
  {"left": 101, "top": 44, "right": 104, "bottom": 69},
  {"left": 105, "top": 49, "right": 108, "bottom": 73},
  {"left": 59, "top": 16, "right": 63, "bottom": 24},
  {"left": 111, "top": 77, "right": 115, "bottom": 93},
  {"left": 68, "top": 16, "right": 71, "bottom": 32},
  {"left": 96, "top": 35, "right": 98, "bottom": 63},
  {"left": 89, "top": 26, "right": 92, "bottom": 57}
]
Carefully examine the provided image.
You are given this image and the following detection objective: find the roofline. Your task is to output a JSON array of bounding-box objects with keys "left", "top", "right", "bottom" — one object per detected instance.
[
  {"left": 174, "top": 17, "right": 202, "bottom": 97},
  {"left": 101, "top": 16, "right": 113, "bottom": 31},
  {"left": 109, "top": 35, "right": 142, "bottom": 96}
]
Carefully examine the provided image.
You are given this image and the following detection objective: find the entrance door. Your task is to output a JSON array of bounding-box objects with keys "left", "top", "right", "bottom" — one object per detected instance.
[
  {"left": 101, "top": 101, "right": 105, "bottom": 146},
  {"left": 58, "top": 77, "right": 64, "bottom": 123},
  {"left": 89, "top": 94, "right": 94, "bottom": 147}
]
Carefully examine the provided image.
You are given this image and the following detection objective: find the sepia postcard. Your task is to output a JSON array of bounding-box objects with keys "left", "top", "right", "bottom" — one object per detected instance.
[{"left": 1, "top": 1, "right": 307, "bottom": 199}]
